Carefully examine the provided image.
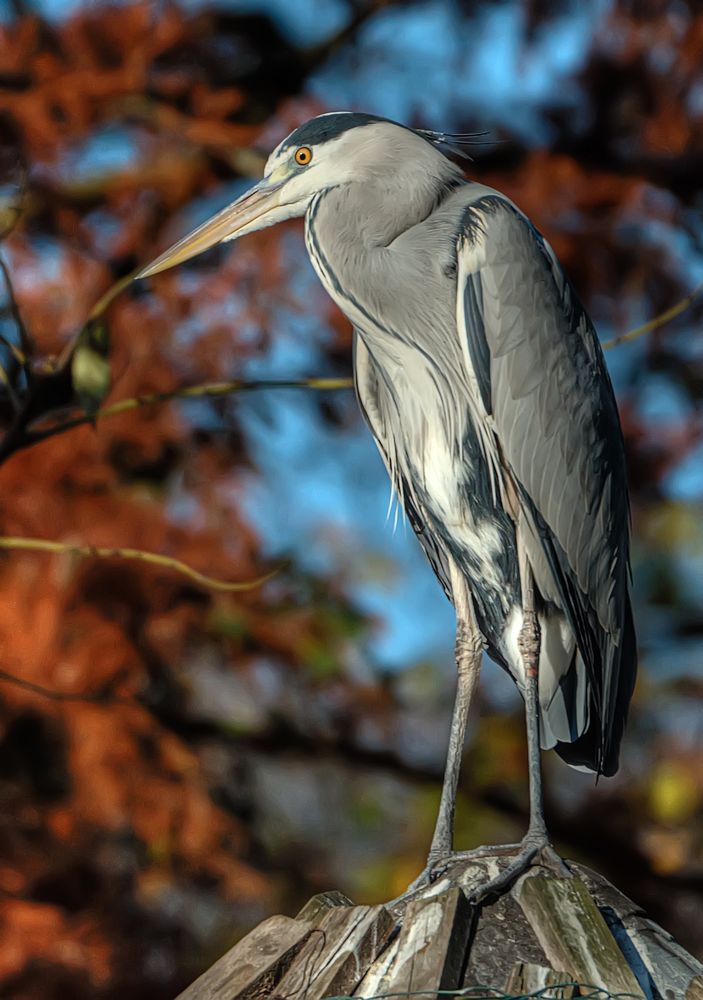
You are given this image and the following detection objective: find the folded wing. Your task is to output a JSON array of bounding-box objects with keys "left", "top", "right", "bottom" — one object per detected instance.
[{"left": 456, "top": 194, "right": 637, "bottom": 774}]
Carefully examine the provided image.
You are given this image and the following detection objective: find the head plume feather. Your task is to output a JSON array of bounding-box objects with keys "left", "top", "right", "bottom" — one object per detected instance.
[{"left": 414, "top": 129, "right": 493, "bottom": 162}]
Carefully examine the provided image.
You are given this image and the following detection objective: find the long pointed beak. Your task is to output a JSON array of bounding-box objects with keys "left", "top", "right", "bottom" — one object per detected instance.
[{"left": 137, "top": 178, "right": 285, "bottom": 279}]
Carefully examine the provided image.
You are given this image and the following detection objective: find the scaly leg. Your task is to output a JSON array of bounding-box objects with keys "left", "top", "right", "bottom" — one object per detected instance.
[
  {"left": 427, "top": 614, "right": 483, "bottom": 862},
  {"left": 400, "top": 569, "right": 483, "bottom": 896},
  {"left": 469, "top": 547, "right": 568, "bottom": 902}
]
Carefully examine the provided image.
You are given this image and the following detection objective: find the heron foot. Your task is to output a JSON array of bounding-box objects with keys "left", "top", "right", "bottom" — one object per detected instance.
[
  {"left": 388, "top": 838, "right": 570, "bottom": 914},
  {"left": 386, "top": 846, "right": 490, "bottom": 909},
  {"left": 423, "top": 842, "right": 522, "bottom": 882},
  {"left": 394, "top": 855, "right": 453, "bottom": 899},
  {"left": 388, "top": 843, "right": 523, "bottom": 910},
  {"left": 467, "top": 834, "right": 570, "bottom": 904}
]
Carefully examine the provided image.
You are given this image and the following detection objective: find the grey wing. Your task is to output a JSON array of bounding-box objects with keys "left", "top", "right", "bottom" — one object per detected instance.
[
  {"left": 456, "top": 194, "right": 637, "bottom": 774},
  {"left": 353, "top": 332, "right": 453, "bottom": 602}
]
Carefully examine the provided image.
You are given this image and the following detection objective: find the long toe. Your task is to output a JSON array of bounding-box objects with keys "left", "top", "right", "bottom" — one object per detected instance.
[
  {"left": 427, "top": 842, "right": 523, "bottom": 880},
  {"left": 468, "top": 843, "right": 541, "bottom": 904},
  {"left": 390, "top": 842, "right": 524, "bottom": 911},
  {"left": 389, "top": 840, "right": 568, "bottom": 913},
  {"left": 467, "top": 838, "right": 569, "bottom": 904},
  {"left": 536, "top": 842, "right": 571, "bottom": 878},
  {"left": 390, "top": 859, "right": 448, "bottom": 906}
]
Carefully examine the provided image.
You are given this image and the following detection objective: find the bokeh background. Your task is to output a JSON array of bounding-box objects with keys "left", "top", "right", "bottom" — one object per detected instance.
[{"left": 0, "top": 0, "right": 702, "bottom": 996}]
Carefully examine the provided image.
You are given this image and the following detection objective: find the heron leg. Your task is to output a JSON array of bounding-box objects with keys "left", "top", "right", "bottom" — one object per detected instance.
[
  {"left": 519, "top": 586, "right": 548, "bottom": 845},
  {"left": 427, "top": 614, "right": 483, "bottom": 863},
  {"left": 399, "top": 573, "right": 482, "bottom": 897},
  {"left": 393, "top": 557, "right": 567, "bottom": 909},
  {"left": 468, "top": 557, "right": 569, "bottom": 903}
]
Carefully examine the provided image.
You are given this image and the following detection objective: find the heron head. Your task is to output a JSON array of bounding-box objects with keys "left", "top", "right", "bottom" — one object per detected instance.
[{"left": 137, "top": 112, "right": 459, "bottom": 279}]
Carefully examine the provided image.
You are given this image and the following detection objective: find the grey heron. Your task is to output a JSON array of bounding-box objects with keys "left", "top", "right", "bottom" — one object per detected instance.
[{"left": 137, "top": 112, "right": 637, "bottom": 898}]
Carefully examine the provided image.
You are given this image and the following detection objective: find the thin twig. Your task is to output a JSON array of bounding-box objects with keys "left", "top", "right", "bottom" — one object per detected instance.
[
  {"left": 0, "top": 326, "right": 25, "bottom": 369},
  {"left": 0, "top": 161, "right": 27, "bottom": 243},
  {"left": 601, "top": 280, "right": 703, "bottom": 349},
  {"left": 0, "top": 256, "right": 31, "bottom": 362},
  {"left": 0, "top": 536, "right": 281, "bottom": 593},
  {"left": 0, "top": 258, "right": 31, "bottom": 412},
  {"left": 98, "top": 376, "right": 354, "bottom": 415},
  {"left": 0, "top": 666, "right": 132, "bottom": 705},
  {"left": 56, "top": 266, "right": 142, "bottom": 370},
  {"left": 12, "top": 377, "right": 355, "bottom": 451},
  {"left": 0, "top": 163, "right": 30, "bottom": 372},
  {"left": 0, "top": 368, "right": 19, "bottom": 411},
  {"left": 88, "top": 269, "right": 141, "bottom": 323},
  {"left": 305, "top": 0, "right": 397, "bottom": 69}
]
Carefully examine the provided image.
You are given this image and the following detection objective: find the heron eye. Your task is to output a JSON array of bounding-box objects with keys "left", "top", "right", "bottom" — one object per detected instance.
[{"left": 294, "top": 146, "right": 313, "bottom": 166}]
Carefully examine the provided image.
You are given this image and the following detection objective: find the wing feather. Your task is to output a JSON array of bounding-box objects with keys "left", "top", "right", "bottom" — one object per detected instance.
[{"left": 456, "top": 193, "right": 636, "bottom": 773}]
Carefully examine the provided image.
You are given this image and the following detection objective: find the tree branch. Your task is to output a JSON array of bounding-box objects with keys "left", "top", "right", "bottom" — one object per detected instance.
[
  {"left": 0, "top": 666, "right": 132, "bottom": 705},
  {"left": 0, "top": 257, "right": 31, "bottom": 363},
  {"left": 0, "top": 246, "right": 699, "bottom": 465},
  {"left": 84, "top": 375, "right": 352, "bottom": 427},
  {"left": 0, "top": 377, "right": 354, "bottom": 458},
  {"left": 601, "top": 280, "right": 703, "bottom": 349},
  {"left": 0, "top": 536, "right": 281, "bottom": 593}
]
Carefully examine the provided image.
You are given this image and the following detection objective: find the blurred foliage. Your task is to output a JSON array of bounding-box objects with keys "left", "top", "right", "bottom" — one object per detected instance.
[
  {"left": 0, "top": 1, "right": 701, "bottom": 998},
  {"left": 71, "top": 320, "right": 111, "bottom": 416}
]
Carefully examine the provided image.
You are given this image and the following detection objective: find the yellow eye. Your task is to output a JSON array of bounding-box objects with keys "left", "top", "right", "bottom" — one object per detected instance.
[{"left": 294, "top": 146, "right": 313, "bottom": 166}]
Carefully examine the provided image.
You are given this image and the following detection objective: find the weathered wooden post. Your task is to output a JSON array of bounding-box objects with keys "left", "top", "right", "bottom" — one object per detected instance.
[{"left": 175, "top": 857, "right": 703, "bottom": 1000}]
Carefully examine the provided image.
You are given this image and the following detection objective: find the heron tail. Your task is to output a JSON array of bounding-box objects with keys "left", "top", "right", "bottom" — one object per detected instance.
[{"left": 553, "top": 597, "right": 637, "bottom": 776}]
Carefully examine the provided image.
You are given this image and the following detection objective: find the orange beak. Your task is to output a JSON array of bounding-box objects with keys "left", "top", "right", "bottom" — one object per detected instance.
[{"left": 137, "top": 178, "right": 286, "bottom": 279}]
